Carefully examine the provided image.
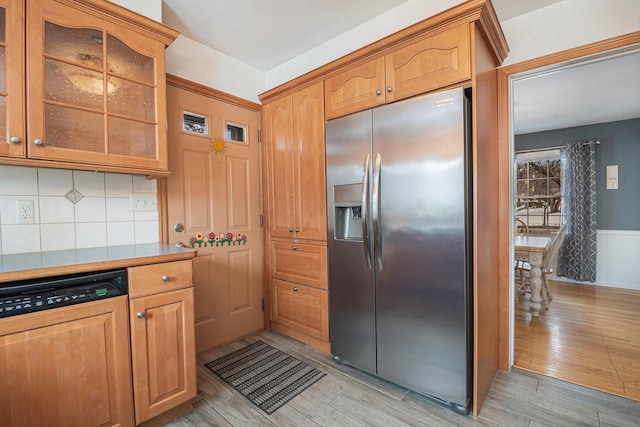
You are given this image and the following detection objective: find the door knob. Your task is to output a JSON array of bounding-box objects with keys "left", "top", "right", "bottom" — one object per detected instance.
[
  {"left": 174, "top": 223, "right": 185, "bottom": 232},
  {"left": 136, "top": 312, "right": 145, "bottom": 319},
  {"left": 387, "top": 86, "right": 393, "bottom": 93},
  {"left": 34, "top": 138, "right": 44, "bottom": 146},
  {"left": 10, "top": 136, "right": 20, "bottom": 144},
  {"left": 376, "top": 89, "right": 382, "bottom": 96},
  {"left": 295, "top": 228, "right": 300, "bottom": 232},
  {"left": 174, "top": 241, "right": 186, "bottom": 248},
  {"left": 292, "top": 246, "right": 297, "bottom": 251},
  {"left": 289, "top": 228, "right": 294, "bottom": 232},
  {"left": 293, "top": 287, "right": 298, "bottom": 292},
  {"left": 161, "top": 275, "right": 170, "bottom": 282}
]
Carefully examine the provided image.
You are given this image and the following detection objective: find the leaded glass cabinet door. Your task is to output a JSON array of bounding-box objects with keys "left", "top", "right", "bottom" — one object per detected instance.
[
  {"left": 0, "top": 0, "right": 25, "bottom": 158},
  {"left": 27, "top": 0, "right": 169, "bottom": 171}
]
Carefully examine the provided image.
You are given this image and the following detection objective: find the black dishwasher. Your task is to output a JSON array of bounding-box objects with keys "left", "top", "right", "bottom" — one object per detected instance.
[{"left": 0, "top": 268, "right": 128, "bottom": 318}]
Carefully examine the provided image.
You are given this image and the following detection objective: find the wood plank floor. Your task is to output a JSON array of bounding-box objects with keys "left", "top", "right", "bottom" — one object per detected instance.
[
  {"left": 515, "top": 280, "right": 640, "bottom": 402},
  {"left": 166, "top": 329, "right": 640, "bottom": 426}
]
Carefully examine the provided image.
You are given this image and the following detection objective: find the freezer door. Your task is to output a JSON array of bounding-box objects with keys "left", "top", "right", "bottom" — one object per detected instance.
[
  {"left": 373, "top": 88, "right": 470, "bottom": 410},
  {"left": 326, "top": 110, "right": 376, "bottom": 374}
]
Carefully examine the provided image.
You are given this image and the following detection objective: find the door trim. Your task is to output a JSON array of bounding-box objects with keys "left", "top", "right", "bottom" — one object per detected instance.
[{"left": 496, "top": 31, "right": 640, "bottom": 371}]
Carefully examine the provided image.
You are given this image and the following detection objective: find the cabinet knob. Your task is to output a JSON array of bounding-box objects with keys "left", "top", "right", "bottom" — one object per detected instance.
[
  {"left": 376, "top": 89, "right": 382, "bottom": 96},
  {"left": 34, "top": 138, "right": 44, "bottom": 146},
  {"left": 387, "top": 86, "right": 393, "bottom": 93},
  {"left": 293, "top": 287, "right": 298, "bottom": 292},
  {"left": 289, "top": 228, "right": 294, "bottom": 232},
  {"left": 295, "top": 228, "right": 300, "bottom": 232},
  {"left": 292, "top": 246, "right": 297, "bottom": 251},
  {"left": 161, "top": 275, "right": 170, "bottom": 282},
  {"left": 9, "top": 136, "right": 21, "bottom": 144},
  {"left": 136, "top": 312, "right": 145, "bottom": 319}
]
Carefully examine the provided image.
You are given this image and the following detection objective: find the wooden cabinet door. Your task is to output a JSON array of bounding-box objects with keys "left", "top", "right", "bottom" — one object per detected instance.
[
  {"left": 265, "top": 95, "right": 296, "bottom": 239},
  {"left": 271, "top": 278, "right": 328, "bottom": 341},
  {"left": 0, "top": 297, "right": 134, "bottom": 427},
  {"left": 292, "top": 82, "right": 327, "bottom": 241},
  {"left": 26, "top": 0, "right": 169, "bottom": 171},
  {"left": 0, "top": 0, "right": 25, "bottom": 157},
  {"left": 130, "top": 288, "right": 197, "bottom": 424},
  {"left": 385, "top": 24, "right": 470, "bottom": 103},
  {"left": 325, "top": 56, "right": 385, "bottom": 120}
]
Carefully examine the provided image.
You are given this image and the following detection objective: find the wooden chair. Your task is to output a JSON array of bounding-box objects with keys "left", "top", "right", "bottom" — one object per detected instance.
[{"left": 515, "top": 222, "right": 568, "bottom": 306}]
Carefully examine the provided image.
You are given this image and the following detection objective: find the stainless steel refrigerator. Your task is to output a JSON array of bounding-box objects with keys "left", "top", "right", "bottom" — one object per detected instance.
[{"left": 326, "top": 87, "right": 472, "bottom": 414}]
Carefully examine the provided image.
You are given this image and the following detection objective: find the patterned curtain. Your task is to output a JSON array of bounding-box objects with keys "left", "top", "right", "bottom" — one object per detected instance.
[{"left": 558, "top": 140, "right": 597, "bottom": 282}]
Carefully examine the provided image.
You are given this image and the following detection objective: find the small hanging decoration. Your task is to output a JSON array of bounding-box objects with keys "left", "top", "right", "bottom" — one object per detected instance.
[
  {"left": 210, "top": 137, "right": 226, "bottom": 154},
  {"left": 189, "top": 232, "right": 248, "bottom": 248}
]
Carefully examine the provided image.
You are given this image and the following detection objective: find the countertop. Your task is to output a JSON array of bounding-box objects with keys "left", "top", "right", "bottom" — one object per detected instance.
[{"left": 0, "top": 243, "right": 196, "bottom": 284}]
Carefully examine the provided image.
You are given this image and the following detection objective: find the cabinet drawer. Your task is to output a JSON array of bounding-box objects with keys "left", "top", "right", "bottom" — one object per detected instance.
[
  {"left": 128, "top": 260, "right": 193, "bottom": 298},
  {"left": 271, "top": 241, "right": 327, "bottom": 289},
  {"left": 325, "top": 56, "right": 386, "bottom": 120},
  {"left": 271, "top": 279, "right": 328, "bottom": 341},
  {"left": 385, "top": 23, "right": 470, "bottom": 103}
]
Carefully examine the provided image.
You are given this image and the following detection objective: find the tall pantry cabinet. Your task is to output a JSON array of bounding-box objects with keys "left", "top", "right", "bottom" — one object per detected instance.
[{"left": 262, "top": 82, "right": 329, "bottom": 352}]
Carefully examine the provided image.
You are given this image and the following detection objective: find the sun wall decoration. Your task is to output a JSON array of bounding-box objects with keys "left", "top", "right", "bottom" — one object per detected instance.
[{"left": 210, "top": 137, "right": 226, "bottom": 154}]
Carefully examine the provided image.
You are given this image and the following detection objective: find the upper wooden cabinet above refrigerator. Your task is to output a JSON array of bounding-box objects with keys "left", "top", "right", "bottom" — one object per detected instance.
[
  {"left": 0, "top": 0, "right": 178, "bottom": 176},
  {"left": 324, "top": 23, "right": 471, "bottom": 120}
]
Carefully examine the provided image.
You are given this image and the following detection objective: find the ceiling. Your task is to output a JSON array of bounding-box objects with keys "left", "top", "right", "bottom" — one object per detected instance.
[{"left": 161, "top": 0, "right": 640, "bottom": 134}]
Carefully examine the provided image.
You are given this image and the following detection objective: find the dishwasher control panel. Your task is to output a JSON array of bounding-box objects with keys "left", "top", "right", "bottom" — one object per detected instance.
[{"left": 0, "top": 269, "right": 127, "bottom": 318}]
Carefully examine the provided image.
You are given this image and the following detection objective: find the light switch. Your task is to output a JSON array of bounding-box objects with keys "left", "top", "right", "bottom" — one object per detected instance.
[{"left": 606, "top": 165, "right": 618, "bottom": 190}]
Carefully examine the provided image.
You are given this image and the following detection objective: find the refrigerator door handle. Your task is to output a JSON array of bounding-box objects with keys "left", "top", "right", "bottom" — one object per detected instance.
[
  {"left": 362, "top": 154, "right": 372, "bottom": 269},
  {"left": 372, "top": 152, "right": 383, "bottom": 271}
]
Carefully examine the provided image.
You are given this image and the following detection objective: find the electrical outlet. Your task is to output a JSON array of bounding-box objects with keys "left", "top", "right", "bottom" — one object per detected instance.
[
  {"left": 16, "top": 200, "right": 35, "bottom": 224},
  {"left": 130, "top": 192, "right": 157, "bottom": 212}
]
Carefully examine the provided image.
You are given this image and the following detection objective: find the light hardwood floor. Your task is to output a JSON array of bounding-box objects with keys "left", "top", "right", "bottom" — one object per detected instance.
[
  {"left": 515, "top": 279, "right": 640, "bottom": 402},
  {"left": 167, "top": 328, "right": 640, "bottom": 426}
]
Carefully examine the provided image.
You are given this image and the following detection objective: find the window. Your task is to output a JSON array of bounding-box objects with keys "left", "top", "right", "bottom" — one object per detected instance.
[
  {"left": 515, "top": 149, "right": 562, "bottom": 232},
  {"left": 225, "top": 121, "right": 247, "bottom": 143},
  {"left": 182, "top": 111, "right": 208, "bottom": 135}
]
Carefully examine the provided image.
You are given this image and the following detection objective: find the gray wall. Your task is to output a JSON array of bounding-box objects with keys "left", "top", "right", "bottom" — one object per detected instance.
[{"left": 515, "top": 117, "right": 640, "bottom": 231}]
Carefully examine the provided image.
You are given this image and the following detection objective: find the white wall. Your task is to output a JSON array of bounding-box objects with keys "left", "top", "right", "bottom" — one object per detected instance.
[
  {"left": 109, "top": 0, "right": 640, "bottom": 101},
  {"left": 500, "top": 0, "right": 640, "bottom": 67},
  {"left": 165, "top": 36, "right": 265, "bottom": 104}
]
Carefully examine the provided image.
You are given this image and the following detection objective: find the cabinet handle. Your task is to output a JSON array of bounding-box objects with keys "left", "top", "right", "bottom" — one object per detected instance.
[
  {"left": 295, "top": 228, "right": 300, "bottom": 232},
  {"left": 292, "top": 246, "right": 297, "bottom": 251},
  {"left": 293, "top": 287, "right": 298, "bottom": 292},
  {"left": 376, "top": 89, "right": 382, "bottom": 96},
  {"left": 10, "top": 136, "right": 21, "bottom": 144},
  {"left": 161, "top": 275, "right": 170, "bottom": 282},
  {"left": 34, "top": 138, "right": 44, "bottom": 146},
  {"left": 289, "top": 228, "right": 294, "bottom": 232},
  {"left": 136, "top": 312, "right": 145, "bottom": 319},
  {"left": 387, "top": 86, "right": 392, "bottom": 93}
]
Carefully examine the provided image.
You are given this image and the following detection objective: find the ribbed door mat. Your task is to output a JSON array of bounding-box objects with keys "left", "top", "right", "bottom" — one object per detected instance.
[{"left": 204, "top": 340, "right": 326, "bottom": 414}]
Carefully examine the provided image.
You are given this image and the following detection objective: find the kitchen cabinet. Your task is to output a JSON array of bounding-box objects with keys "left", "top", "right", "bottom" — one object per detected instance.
[
  {"left": 264, "top": 81, "right": 327, "bottom": 241},
  {"left": 271, "top": 278, "right": 329, "bottom": 342},
  {"left": 0, "top": 0, "right": 25, "bottom": 158},
  {"left": 128, "top": 260, "right": 196, "bottom": 425},
  {"left": 0, "top": 0, "right": 178, "bottom": 175},
  {"left": 324, "top": 23, "right": 470, "bottom": 120},
  {"left": 262, "top": 82, "right": 329, "bottom": 351},
  {"left": 269, "top": 240, "right": 328, "bottom": 344},
  {"left": 260, "top": 0, "right": 509, "bottom": 416},
  {"left": 0, "top": 296, "right": 135, "bottom": 427}
]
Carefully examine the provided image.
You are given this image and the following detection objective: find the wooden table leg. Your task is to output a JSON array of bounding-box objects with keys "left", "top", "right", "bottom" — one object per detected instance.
[{"left": 528, "top": 251, "right": 544, "bottom": 317}]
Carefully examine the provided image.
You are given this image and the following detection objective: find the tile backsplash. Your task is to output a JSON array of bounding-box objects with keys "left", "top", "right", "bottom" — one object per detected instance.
[{"left": 0, "top": 165, "right": 159, "bottom": 255}]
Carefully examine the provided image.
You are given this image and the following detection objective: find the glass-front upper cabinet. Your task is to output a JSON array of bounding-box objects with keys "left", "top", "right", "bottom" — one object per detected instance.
[
  {"left": 0, "top": 0, "right": 25, "bottom": 158},
  {"left": 26, "top": 0, "right": 177, "bottom": 173}
]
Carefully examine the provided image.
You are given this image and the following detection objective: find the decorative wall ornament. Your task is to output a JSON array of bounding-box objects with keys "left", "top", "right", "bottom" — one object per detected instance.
[
  {"left": 189, "top": 232, "right": 247, "bottom": 247},
  {"left": 210, "top": 137, "right": 226, "bottom": 154}
]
